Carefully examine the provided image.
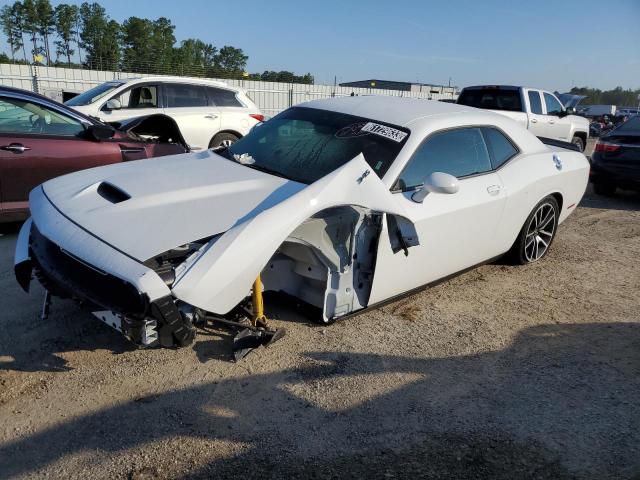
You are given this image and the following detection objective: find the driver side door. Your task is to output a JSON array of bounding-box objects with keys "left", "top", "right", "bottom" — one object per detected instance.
[
  {"left": 369, "top": 126, "right": 511, "bottom": 304},
  {"left": 542, "top": 92, "right": 572, "bottom": 142},
  {"left": 0, "top": 93, "right": 121, "bottom": 219}
]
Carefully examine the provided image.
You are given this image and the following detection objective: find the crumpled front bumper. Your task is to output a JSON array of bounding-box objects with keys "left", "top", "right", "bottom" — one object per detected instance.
[{"left": 14, "top": 187, "right": 196, "bottom": 347}]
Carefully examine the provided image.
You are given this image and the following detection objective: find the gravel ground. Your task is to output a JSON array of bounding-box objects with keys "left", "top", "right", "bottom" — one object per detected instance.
[{"left": 1, "top": 170, "right": 639, "bottom": 478}]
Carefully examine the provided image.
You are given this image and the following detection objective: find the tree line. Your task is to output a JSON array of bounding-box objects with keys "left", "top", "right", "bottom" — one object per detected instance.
[
  {"left": 0, "top": 0, "right": 314, "bottom": 84},
  {"left": 569, "top": 86, "right": 640, "bottom": 108}
]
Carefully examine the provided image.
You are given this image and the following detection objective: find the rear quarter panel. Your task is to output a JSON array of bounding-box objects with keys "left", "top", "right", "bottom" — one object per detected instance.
[{"left": 495, "top": 148, "right": 589, "bottom": 253}]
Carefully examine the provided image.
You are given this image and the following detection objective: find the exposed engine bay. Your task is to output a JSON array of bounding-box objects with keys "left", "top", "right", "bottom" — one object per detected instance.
[
  {"left": 262, "top": 206, "right": 383, "bottom": 322},
  {"left": 109, "top": 113, "right": 188, "bottom": 148}
]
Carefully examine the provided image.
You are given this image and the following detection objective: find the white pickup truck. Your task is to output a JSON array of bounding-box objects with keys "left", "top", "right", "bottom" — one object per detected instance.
[{"left": 457, "top": 85, "right": 589, "bottom": 151}]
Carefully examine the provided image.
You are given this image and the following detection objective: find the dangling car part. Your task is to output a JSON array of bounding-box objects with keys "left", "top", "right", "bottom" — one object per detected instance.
[{"left": 14, "top": 98, "right": 589, "bottom": 354}]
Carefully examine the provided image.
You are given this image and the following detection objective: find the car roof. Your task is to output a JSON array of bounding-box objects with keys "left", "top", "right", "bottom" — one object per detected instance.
[
  {"left": 117, "top": 76, "right": 233, "bottom": 89},
  {"left": 0, "top": 85, "right": 61, "bottom": 104},
  {"left": 296, "top": 96, "right": 477, "bottom": 127}
]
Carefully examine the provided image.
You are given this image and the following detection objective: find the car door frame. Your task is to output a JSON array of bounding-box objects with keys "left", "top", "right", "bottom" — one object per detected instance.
[
  {"left": 98, "top": 81, "right": 165, "bottom": 122},
  {"left": 161, "top": 82, "right": 221, "bottom": 150},
  {"left": 524, "top": 88, "right": 547, "bottom": 136},
  {"left": 368, "top": 124, "right": 520, "bottom": 305},
  {"left": 541, "top": 91, "right": 572, "bottom": 141}
]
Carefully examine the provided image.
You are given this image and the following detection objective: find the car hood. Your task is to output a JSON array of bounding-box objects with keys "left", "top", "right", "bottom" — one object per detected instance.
[{"left": 40, "top": 150, "right": 306, "bottom": 261}]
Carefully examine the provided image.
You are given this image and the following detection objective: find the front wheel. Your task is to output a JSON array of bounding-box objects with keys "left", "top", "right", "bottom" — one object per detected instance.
[{"left": 510, "top": 196, "right": 559, "bottom": 265}]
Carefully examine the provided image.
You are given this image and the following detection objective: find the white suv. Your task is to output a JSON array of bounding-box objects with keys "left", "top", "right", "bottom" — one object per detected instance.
[{"left": 66, "top": 76, "right": 264, "bottom": 150}]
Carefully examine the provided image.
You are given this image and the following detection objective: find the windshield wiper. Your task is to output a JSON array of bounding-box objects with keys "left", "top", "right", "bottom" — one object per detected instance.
[
  {"left": 244, "top": 163, "right": 291, "bottom": 180},
  {"left": 215, "top": 148, "right": 291, "bottom": 180}
]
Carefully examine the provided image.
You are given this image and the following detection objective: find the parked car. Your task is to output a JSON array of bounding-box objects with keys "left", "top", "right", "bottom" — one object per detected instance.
[
  {"left": 590, "top": 115, "right": 640, "bottom": 195},
  {"left": 15, "top": 97, "right": 589, "bottom": 349},
  {"left": 65, "top": 76, "right": 264, "bottom": 150},
  {"left": 457, "top": 85, "right": 589, "bottom": 151},
  {"left": 0, "top": 86, "right": 188, "bottom": 222}
]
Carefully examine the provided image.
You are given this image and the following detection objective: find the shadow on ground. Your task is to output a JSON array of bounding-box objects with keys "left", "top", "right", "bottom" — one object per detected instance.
[
  {"left": 580, "top": 187, "right": 640, "bottom": 212},
  {"left": 1, "top": 322, "right": 638, "bottom": 479}
]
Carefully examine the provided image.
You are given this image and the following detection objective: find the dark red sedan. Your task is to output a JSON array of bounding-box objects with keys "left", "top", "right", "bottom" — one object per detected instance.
[{"left": 0, "top": 86, "right": 188, "bottom": 222}]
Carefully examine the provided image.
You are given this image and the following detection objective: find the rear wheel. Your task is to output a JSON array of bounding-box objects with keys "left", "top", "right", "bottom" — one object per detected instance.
[
  {"left": 593, "top": 181, "right": 616, "bottom": 196},
  {"left": 209, "top": 132, "right": 239, "bottom": 149},
  {"left": 571, "top": 135, "right": 584, "bottom": 152},
  {"left": 510, "top": 196, "right": 559, "bottom": 265}
]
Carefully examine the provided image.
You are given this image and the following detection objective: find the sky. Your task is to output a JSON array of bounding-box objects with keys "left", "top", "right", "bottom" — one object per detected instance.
[{"left": 1, "top": 0, "right": 639, "bottom": 91}]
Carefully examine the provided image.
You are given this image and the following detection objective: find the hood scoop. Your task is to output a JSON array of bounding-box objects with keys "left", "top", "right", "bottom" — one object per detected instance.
[{"left": 97, "top": 182, "right": 131, "bottom": 204}]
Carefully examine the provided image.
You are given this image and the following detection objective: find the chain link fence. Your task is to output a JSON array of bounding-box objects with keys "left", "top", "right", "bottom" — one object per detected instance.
[{"left": 0, "top": 63, "right": 458, "bottom": 116}]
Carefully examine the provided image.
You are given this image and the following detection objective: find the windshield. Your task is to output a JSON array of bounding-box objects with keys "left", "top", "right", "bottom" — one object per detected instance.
[
  {"left": 65, "top": 82, "right": 123, "bottom": 106},
  {"left": 224, "top": 107, "right": 410, "bottom": 184}
]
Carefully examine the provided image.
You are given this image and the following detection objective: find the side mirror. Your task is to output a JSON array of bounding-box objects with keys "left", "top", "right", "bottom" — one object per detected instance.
[
  {"left": 105, "top": 98, "right": 121, "bottom": 111},
  {"left": 412, "top": 172, "right": 459, "bottom": 203},
  {"left": 86, "top": 123, "right": 116, "bottom": 141}
]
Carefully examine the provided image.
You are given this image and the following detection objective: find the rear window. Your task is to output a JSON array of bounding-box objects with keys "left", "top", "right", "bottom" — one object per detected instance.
[
  {"left": 481, "top": 127, "right": 518, "bottom": 168},
  {"left": 457, "top": 88, "right": 523, "bottom": 112},
  {"left": 614, "top": 116, "right": 640, "bottom": 133},
  {"left": 207, "top": 87, "right": 243, "bottom": 107}
]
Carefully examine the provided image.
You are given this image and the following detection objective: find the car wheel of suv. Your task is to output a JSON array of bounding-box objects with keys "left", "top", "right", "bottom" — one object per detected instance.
[
  {"left": 571, "top": 136, "right": 584, "bottom": 152},
  {"left": 593, "top": 181, "right": 616, "bottom": 196},
  {"left": 510, "top": 196, "right": 559, "bottom": 265},
  {"left": 209, "top": 132, "right": 239, "bottom": 149}
]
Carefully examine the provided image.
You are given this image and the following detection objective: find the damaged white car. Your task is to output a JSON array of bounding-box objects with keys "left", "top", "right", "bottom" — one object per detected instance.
[{"left": 14, "top": 97, "right": 589, "bottom": 355}]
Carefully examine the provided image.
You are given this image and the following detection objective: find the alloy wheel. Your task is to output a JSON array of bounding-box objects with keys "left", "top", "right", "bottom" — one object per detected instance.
[{"left": 524, "top": 202, "right": 556, "bottom": 262}]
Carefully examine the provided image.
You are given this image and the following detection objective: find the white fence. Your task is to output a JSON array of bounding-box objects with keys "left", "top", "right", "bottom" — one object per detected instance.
[{"left": 0, "top": 63, "right": 457, "bottom": 115}]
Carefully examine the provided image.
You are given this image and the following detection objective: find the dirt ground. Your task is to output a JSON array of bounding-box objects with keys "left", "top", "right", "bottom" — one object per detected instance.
[{"left": 1, "top": 171, "right": 639, "bottom": 477}]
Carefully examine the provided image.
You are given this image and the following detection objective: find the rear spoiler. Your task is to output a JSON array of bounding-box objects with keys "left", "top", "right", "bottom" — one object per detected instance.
[{"left": 537, "top": 136, "right": 581, "bottom": 152}]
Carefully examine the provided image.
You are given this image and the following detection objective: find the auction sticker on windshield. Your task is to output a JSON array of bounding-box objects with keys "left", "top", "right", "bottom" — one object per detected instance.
[{"left": 361, "top": 122, "right": 408, "bottom": 142}]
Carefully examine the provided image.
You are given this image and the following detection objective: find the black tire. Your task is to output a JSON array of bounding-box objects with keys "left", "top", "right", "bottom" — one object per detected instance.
[
  {"left": 209, "top": 132, "right": 239, "bottom": 149},
  {"left": 571, "top": 135, "right": 584, "bottom": 152},
  {"left": 593, "top": 181, "right": 616, "bottom": 196},
  {"left": 509, "top": 196, "right": 559, "bottom": 265}
]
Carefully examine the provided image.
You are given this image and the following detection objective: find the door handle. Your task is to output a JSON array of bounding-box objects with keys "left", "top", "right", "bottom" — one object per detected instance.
[
  {"left": 0, "top": 143, "right": 31, "bottom": 154},
  {"left": 530, "top": 118, "right": 537, "bottom": 123},
  {"left": 487, "top": 185, "right": 501, "bottom": 195},
  {"left": 204, "top": 114, "right": 218, "bottom": 120},
  {"left": 549, "top": 119, "right": 556, "bottom": 124}
]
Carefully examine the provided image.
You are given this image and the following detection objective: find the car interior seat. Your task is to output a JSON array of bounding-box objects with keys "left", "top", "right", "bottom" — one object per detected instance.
[{"left": 137, "top": 87, "right": 155, "bottom": 107}]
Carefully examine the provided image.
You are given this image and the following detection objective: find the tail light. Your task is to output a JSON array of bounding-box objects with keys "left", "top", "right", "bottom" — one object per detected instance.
[
  {"left": 249, "top": 114, "right": 265, "bottom": 122},
  {"left": 594, "top": 141, "right": 620, "bottom": 153}
]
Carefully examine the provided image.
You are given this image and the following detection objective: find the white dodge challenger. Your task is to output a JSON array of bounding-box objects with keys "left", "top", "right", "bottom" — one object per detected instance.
[{"left": 14, "top": 97, "right": 589, "bottom": 349}]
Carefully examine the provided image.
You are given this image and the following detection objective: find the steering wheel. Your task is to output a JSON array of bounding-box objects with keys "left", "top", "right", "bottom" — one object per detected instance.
[{"left": 29, "top": 114, "right": 45, "bottom": 133}]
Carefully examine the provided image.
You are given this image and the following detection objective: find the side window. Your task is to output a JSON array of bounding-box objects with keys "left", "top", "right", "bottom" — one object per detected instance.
[
  {"left": 528, "top": 91, "right": 543, "bottom": 114},
  {"left": 0, "top": 96, "right": 85, "bottom": 136},
  {"left": 109, "top": 85, "right": 158, "bottom": 109},
  {"left": 396, "top": 127, "right": 492, "bottom": 190},
  {"left": 481, "top": 127, "right": 518, "bottom": 169},
  {"left": 207, "top": 87, "right": 242, "bottom": 107},
  {"left": 543, "top": 93, "right": 563, "bottom": 116},
  {"left": 165, "top": 84, "right": 209, "bottom": 108}
]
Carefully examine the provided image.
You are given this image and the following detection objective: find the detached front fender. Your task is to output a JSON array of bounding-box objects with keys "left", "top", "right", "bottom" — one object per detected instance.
[{"left": 171, "top": 154, "right": 418, "bottom": 314}]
